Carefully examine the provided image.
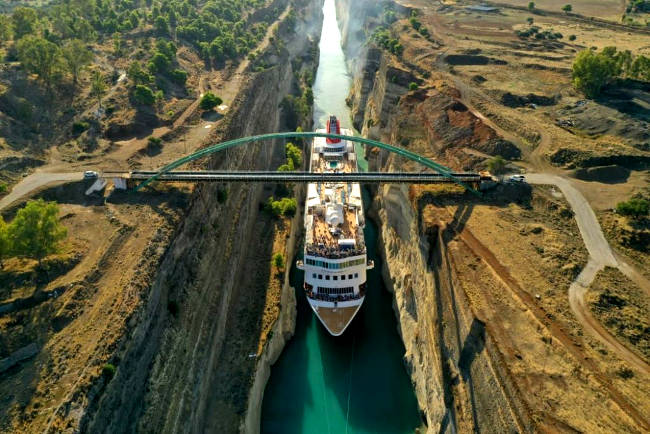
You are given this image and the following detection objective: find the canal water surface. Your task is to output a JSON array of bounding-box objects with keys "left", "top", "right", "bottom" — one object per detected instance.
[{"left": 260, "top": 1, "right": 421, "bottom": 432}]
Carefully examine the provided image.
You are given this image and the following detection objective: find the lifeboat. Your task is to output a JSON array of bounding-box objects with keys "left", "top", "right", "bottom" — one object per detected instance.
[{"left": 326, "top": 115, "right": 341, "bottom": 144}]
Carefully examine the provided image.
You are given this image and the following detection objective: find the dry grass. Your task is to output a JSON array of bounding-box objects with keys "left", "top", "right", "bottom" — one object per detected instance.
[{"left": 587, "top": 266, "right": 650, "bottom": 361}]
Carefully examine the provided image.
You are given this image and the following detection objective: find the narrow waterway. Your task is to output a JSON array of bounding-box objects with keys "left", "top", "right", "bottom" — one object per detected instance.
[{"left": 260, "top": 1, "right": 420, "bottom": 432}]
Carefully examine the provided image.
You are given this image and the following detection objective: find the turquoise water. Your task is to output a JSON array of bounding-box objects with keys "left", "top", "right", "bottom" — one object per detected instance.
[{"left": 260, "top": 1, "right": 421, "bottom": 433}]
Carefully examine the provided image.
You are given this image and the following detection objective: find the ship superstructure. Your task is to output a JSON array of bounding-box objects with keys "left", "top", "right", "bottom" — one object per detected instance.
[{"left": 297, "top": 116, "right": 373, "bottom": 336}]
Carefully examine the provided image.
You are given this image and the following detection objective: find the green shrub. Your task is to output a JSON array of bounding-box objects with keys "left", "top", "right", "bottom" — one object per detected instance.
[
  {"left": 285, "top": 142, "right": 302, "bottom": 168},
  {"left": 199, "top": 92, "right": 222, "bottom": 111},
  {"left": 408, "top": 82, "right": 418, "bottom": 91},
  {"left": 616, "top": 198, "right": 649, "bottom": 219},
  {"left": 569, "top": 34, "right": 577, "bottom": 41},
  {"left": 0, "top": 183, "right": 7, "bottom": 194},
  {"left": 273, "top": 253, "right": 285, "bottom": 270},
  {"left": 266, "top": 197, "right": 297, "bottom": 217},
  {"left": 170, "top": 68, "right": 187, "bottom": 85},
  {"left": 102, "top": 363, "right": 116, "bottom": 380},
  {"left": 147, "top": 136, "right": 162, "bottom": 150},
  {"left": 72, "top": 121, "right": 89, "bottom": 135}
]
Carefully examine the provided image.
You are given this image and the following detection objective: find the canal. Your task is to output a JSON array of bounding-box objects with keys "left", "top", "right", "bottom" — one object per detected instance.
[{"left": 260, "top": 0, "right": 421, "bottom": 433}]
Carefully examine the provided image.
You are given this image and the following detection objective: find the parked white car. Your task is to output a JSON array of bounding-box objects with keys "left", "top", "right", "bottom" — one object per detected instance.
[
  {"left": 508, "top": 174, "right": 526, "bottom": 183},
  {"left": 84, "top": 170, "right": 99, "bottom": 179}
]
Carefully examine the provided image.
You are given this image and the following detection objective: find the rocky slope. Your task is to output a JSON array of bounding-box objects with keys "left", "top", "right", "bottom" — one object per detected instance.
[{"left": 79, "top": 1, "right": 323, "bottom": 432}]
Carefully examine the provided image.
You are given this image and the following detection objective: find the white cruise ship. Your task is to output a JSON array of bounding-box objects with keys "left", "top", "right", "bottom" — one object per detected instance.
[{"left": 297, "top": 115, "right": 373, "bottom": 336}]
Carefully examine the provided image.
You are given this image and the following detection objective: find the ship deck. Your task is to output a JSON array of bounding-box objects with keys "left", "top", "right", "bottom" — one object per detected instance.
[
  {"left": 312, "top": 208, "right": 357, "bottom": 247},
  {"left": 312, "top": 303, "right": 362, "bottom": 336},
  {"left": 307, "top": 139, "right": 361, "bottom": 249}
]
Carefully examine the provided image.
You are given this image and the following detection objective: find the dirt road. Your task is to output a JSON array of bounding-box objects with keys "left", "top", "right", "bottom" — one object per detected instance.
[
  {"left": 0, "top": 172, "right": 82, "bottom": 211},
  {"left": 526, "top": 173, "right": 650, "bottom": 374}
]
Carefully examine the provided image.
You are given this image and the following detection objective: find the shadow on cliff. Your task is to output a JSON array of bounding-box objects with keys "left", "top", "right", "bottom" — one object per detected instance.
[{"left": 459, "top": 319, "right": 486, "bottom": 378}]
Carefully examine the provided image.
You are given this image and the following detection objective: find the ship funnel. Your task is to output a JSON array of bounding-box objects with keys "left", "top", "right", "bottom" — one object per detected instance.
[{"left": 326, "top": 115, "right": 341, "bottom": 144}]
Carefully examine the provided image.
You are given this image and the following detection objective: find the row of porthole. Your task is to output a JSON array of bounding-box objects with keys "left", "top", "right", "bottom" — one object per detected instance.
[{"left": 311, "top": 272, "right": 359, "bottom": 281}]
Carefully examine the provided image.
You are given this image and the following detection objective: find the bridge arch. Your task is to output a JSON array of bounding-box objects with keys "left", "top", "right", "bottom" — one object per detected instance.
[{"left": 134, "top": 132, "right": 481, "bottom": 195}]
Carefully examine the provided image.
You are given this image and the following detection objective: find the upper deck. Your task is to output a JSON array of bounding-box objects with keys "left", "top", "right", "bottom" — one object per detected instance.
[{"left": 304, "top": 126, "right": 365, "bottom": 260}]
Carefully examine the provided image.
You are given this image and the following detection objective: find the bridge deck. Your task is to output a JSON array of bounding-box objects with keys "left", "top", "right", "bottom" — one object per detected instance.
[{"left": 105, "top": 171, "right": 486, "bottom": 184}]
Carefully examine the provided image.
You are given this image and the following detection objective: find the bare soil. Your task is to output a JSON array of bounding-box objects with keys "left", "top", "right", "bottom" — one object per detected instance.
[{"left": 587, "top": 266, "right": 650, "bottom": 361}]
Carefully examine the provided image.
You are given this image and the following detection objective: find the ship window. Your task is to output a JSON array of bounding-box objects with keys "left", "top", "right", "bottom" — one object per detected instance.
[
  {"left": 318, "top": 274, "right": 323, "bottom": 279},
  {"left": 341, "top": 275, "right": 346, "bottom": 280},
  {"left": 348, "top": 274, "right": 353, "bottom": 279},
  {"left": 354, "top": 273, "right": 358, "bottom": 278},
  {"left": 325, "top": 275, "right": 330, "bottom": 280},
  {"left": 333, "top": 276, "right": 338, "bottom": 280},
  {"left": 312, "top": 273, "right": 316, "bottom": 278}
]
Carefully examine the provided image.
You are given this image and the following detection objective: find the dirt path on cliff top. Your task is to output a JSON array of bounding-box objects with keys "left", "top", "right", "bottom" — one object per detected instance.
[
  {"left": 0, "top": 171, "right": 82, "bottom": 211},
  {"left": 525, "top": 173, "right": 650, "bottom": 375}
]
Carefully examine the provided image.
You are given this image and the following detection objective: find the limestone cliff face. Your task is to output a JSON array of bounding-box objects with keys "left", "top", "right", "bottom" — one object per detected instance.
[
  {"left": 80, "top": 2, "right": 323, "bottom": 433},
  {"left": 370, "top": 185, "right": 448, "bottom": 432},
  {"left": 372, "top": 185, "right": 524, "bottom": 433}
]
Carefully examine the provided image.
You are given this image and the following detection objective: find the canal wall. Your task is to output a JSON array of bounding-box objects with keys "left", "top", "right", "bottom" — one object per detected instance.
[
  {"left": 338, "top": 0, "right": 525, "bottom": 432},
  {"left": 80, "top": 1, "right": 323, "bottom": 433}
]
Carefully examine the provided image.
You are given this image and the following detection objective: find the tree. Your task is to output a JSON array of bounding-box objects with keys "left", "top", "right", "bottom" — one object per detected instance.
[
  {"left": 572, "top": 49, "right": 618, "bottom": 98},
  {"left": 90, "top": 71, "right": 107, "bottom": 107},
  {"left": 630, "top": 55, "right": 650, "bottom": 81},
  {"left": 265, "top": 197, "right": 297, "bottom": 217},
  {"left": 133, "top": 84, "right": 156, "bottom": 105},
  {"left": 486, "top": 155, "right": 508, "bottom": 175},
  {"left": 562, "top": 4, "right": 572, "bottom": 13},
  {"left": 127, "top": 61, "right": 152, "bottom": 85},
  {"left": 616, "top": 198, "right": 649, "bottom": 219},
  {"left": 0, "top": 218, "right": 11, "bottom": 269},
  {"left": 148, "top": 52, "right": 171, "bottom": 74},
  {"left": 528, "top": 2, "right": 536, "bottom": 10},
  {"left": 273, "top": 253, "right": 285, "bottom": 271},
  {"left": 9, "top": 199, "right": 67, "bottom": 266},
  {"left": 285, "top": 142, "right": 302, "bottom": 168},
  {"left": 0, "top": 15, "right": 13, "bottom": 43},
  {"left": 199, "top": 92, "right": 222, "bottom": 110},
  {"left": 154, "top": 16, "right": 169, "bottom": 36},
  {"left": 527, "top": 17, "right": 534, "bottom": 25},
  {"left": 17, "top": 35, "right": 62, "bottom": 87},
  {"left": 62, "top": 39, "right": 93, "bottom": 86},
  {"left": 12, "top": 7, "right": 39, "bottom": 39}
]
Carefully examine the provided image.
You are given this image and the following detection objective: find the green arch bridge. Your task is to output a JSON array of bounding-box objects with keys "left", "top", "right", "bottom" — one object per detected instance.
[{"left": 131, "top": 132, "right": 484, "bottom": 196}]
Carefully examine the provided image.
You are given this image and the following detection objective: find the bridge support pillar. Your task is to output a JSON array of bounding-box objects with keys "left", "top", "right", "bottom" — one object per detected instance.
[{"left": 114, "top": 177, "right": 128, "bottom": 190}]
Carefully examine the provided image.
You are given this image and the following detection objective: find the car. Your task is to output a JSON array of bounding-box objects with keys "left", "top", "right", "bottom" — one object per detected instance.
[
  {"left": 84, "top": 170, "right": 99, "bottom": 179},
  {"left": 508, "top": 174, "right": 526, "bottom": 183}
]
